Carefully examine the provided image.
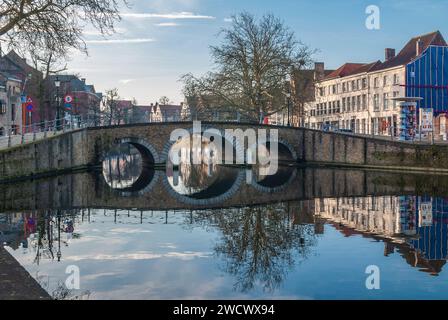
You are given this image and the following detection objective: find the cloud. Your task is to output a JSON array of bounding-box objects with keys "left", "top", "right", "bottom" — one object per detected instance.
[
  {"left": 155, "top": 22, "right": 180, "bottom": 27},
  {"left": 83, "top": 27, "right": 127, "bottom": 36},
  {"left": 119, "top": 79, "right": 136, "bottom": 85},
  {"left": 223, "top": 18, "right": 233, "bottom": 23},
  {"left": 85, "top": 38, "right": 155, "bottom": 44},
  {"left": 121, "top": 11, "right": 215, "bottom": 20}
]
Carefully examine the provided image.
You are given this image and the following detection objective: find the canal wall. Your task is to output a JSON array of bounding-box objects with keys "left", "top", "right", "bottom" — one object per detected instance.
[
  {"left": 299, "top": 129, "right": 448, "bottom": 172},
  {"left": 1, "top": 123, "right": 448, "bottom": 182},
  {"left": 0, "top": 247, "right": 51, "bottom": 300}
]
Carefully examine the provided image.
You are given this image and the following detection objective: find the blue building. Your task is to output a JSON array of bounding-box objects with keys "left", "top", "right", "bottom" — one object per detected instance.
[{"left": 406, "top": 35, "right": 448, "bottom": 114}]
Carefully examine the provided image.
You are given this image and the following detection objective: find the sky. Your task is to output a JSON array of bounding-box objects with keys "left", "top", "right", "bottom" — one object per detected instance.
[{"left": 67, "top": 0, "right": 448, "bottom": 104}]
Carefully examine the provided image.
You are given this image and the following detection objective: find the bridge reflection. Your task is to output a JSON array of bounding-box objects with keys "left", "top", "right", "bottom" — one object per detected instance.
[{"left": 2, "top": 194, "right": 448, "bottom": 297}]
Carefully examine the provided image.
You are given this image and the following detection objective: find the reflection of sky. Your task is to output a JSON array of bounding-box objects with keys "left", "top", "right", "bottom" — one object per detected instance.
[{"left": 5, "top": 209, "right": 448, "bottom": 300}]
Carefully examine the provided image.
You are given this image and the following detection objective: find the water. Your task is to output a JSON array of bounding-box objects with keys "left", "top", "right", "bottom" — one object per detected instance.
[{"left": 1, "top": 152, "right": 448, "bottom": 300}]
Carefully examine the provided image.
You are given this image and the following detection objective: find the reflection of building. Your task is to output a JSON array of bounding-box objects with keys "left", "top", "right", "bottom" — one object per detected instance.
[
  {"left": 314, "top": 196, "right": 401, "bottom": 237},
  {"left": 313, "top": 195, "right": 448, "bottom": 275}
]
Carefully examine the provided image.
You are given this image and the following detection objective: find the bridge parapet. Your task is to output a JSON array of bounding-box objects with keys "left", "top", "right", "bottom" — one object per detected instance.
[{"left": 1, "top": 122, "right": 448, "bottom": 182}]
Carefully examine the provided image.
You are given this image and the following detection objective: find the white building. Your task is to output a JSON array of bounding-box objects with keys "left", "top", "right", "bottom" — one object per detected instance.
[
  {"left": 305, "top": 31, "right": 446, "bottom": 136},
  {"left": 0, "top": 73, "right": 23, "bottom": 136}
]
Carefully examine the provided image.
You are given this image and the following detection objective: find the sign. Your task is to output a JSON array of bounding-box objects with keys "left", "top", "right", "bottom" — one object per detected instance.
[
  {"left": 64, "top": 95, "right": 74, "bottom": 104},
  {"left": 26, "top": 104, "right": 33, "bottom": 112},
  {"left": 419, "top": 108, "right": 434, "bottom": 133},
  {"left": 65, "top": 103, "right": 72, "bottom": 110},
  {"left": 27, "top": 97, "right": 33, "bottom": 104},
  {"left": 21, "top": 95, "right": 27, "bottom": 103},
  {"left": 418, "top": 198, "right": 433, "bottom": 227}
]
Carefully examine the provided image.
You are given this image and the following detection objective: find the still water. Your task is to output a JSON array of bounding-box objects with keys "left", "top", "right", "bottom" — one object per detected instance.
[{"left": 1, "top": 150, "right": 448, "bottom": 300}]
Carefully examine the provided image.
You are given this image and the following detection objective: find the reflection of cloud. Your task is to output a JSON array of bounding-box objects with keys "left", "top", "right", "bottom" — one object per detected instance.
[
  {"left": 122, "top": 12, "right": 215, "bottom": 20},
  {"left": 85, "top": 38, "right": 155, "bottom": 44},
  {"left": 155, "top": 22, "right": 180, "bottom": 27},
  {"left": 65, "top": 251, "right": 211, "bottom": 261},
  {"left": 110, "top": 228, "right": 152, "bottom": 233}
]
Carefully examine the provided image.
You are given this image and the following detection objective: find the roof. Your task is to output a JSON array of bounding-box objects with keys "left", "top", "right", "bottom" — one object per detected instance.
[
  {"left": 116, "top": 100, "right": 134, "bottom": 109},
  {"left": 373, "top": 31, "right": 447, "bottom": 71},
  {"left": 323, "top": 31, "right": 448, "bottom": 80},
  {"left": 324, "top": 63, "right": 368, "bottom": 80}
]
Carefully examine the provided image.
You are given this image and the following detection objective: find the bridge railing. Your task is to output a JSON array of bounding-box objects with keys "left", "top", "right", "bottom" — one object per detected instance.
[{"left": 0, "top": 116, "right": 93, "bottom": 150}]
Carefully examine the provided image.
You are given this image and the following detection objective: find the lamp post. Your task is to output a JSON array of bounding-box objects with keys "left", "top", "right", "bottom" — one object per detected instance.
[
  {"left": 285, "top": 73, "right": 292, "bottom": 127},
  {"left": 54, "top": 77, "right": 61, "bottom": 129}
]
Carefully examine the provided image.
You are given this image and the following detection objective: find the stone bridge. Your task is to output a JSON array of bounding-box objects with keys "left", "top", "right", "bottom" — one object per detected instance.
[
  {"left": 1, "top": 167, "right": 448, "bottom": 212},
  {"left": 1, "top": 122, "right": 448, "bottom": 182}
]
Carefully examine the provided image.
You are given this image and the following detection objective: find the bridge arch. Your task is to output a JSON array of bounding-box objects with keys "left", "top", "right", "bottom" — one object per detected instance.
[{"left": 102, "top": 137, "right": 160, "bottom": 196}]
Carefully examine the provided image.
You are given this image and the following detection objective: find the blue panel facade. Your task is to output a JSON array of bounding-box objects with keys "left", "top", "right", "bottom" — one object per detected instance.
[{"left": 406, "top": 46, "right": 448, "bottom": 114}]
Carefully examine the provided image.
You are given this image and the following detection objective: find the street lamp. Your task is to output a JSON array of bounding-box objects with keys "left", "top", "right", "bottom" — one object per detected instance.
[
  {"left": 285, "top": 73, "right": 292, "bottom": 127},
  {"left": 54, "top": 77, "right": 61, "bottom": 129}
]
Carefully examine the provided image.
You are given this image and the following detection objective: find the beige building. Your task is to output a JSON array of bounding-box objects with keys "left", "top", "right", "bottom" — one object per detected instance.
[
  {"left": 305, "top": 32, "right": 445, "bottom": 136},
  {"left": 0, "top": 74, "right": 23, "bottom": 136},
  {"left": 314, "top": 196, "right": 402, "bottom": 238}
]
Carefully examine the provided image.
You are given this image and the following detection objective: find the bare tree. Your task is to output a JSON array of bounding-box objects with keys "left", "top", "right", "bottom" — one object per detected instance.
[
  {"left": 159, "top": 96, "right": 171, "bottom": 105},
  {"left": 0, "top": 0, "right": 128, "bottom": 61},
  {"left": 102, "top": 88, "right": 123, "bottom": 126},
  {"left": 181, "top": 12, "right": 315, "bottom": 122}
]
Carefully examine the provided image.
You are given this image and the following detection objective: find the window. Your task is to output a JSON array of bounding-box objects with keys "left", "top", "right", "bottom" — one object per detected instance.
[
  {"left": 342, "top": 98, "right": 346, "bottom": 112},
  {"left": 373, "top": 94, "right": 380, "bottom": 111},
  {"left": 393, "top": 74, "right": 400, "bottom": 85},
  {"left": 0, "top": 100, "right": 5, "bottom": 114},
  {"left": 332, "top": 85, "right": 337, "bottom": 94},
  {"left": 342, "top": 82, "right": 347, "bottom": 93},
  {"left": 352, "top": 96, "right": 356, "bottom": 111},
  {"left": 351, "top": 80, "right": 356, "bottom": 91},
  {"left": 347, "top": 97, "right": 351, "bottom": 112},
  {"left": 383, "top": 76, "right": 387, "bottom": 87},
  {"left": 362, "top": 78, "right": 367, "bottom": 89},
  {"left": 337, "top": 101, "right": 341, "bottom": 113},
  {"left": 362, "top": 94, "right": 367, "bottom": 110},
  {"left": 357, "top": 79, "right": 361, "bottom": 90},
  {"left": 374, "top": 77, "right": 379, "bottom": 88},
  {"left": 393, "top": 91, "right": 399, "bottom": 109},
  {"left": 357, "top": 96, "right": 361, "bottom": 112},
  {"left": 383, "top": 93, "right": 389, "bottom": 110},
  {"left": 0, "top": 127, "right": 4, "bottom": 136}
]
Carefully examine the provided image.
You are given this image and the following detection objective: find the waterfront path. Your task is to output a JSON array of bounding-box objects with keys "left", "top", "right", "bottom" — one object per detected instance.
[{"left": 0, "top": 246, "right": 51, "bottom": 300}]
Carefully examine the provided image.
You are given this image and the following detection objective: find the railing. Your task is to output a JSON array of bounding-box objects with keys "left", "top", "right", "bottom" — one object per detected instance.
[
  {"left": 1, "top": 110, "right": 444, "bottom": 150},
  {"left": 0, "top": 116, "right": 93, "bottom": 150}
]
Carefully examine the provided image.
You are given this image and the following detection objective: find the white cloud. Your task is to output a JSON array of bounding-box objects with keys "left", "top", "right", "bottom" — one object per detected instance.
[
  {"left": 224, "top": 17, "right": 232, "bottom": 23},
  {"left": 155, "top": 22, "right": 180, "bottom": 27},
  {"left": 83, "top": 27, "right": 127, "bottom": 36},
  {"left": 85, "top": 38, "right": 155, "bottom": 44},
  {"left": 119, "top": 79, "right": 136, "bottom": 85},
  {"left": 121, "top": 12, "right": 215, "bottom": 20}
]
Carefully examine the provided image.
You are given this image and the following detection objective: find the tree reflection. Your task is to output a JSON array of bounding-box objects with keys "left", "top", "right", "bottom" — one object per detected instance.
[{"left": 194, "top": 202, "right": 318, "bottom": 292}]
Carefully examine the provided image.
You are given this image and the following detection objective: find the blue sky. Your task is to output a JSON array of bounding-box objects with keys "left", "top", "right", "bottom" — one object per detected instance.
[{"left": 68, "top": 0, "right": 448, "bottom": 104}]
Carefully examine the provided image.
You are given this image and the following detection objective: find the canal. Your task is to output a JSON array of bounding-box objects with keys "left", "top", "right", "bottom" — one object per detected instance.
[{"left": 1, "top": 146, "right": 448, "bottom": 300}]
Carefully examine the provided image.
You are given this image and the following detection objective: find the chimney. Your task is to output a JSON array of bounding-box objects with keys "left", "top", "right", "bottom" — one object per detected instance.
[
  {"left": 416, "top": 38, "right": 423, "bottom": 56},
  {"left": 81, "top": 78, "right": 86, "bottom": 84},
  {"left": 385, "top": 48, "right": 396, "bottom": 61},
  {"left": 314, "top": 62, "right": 325, "bottom": 81}
]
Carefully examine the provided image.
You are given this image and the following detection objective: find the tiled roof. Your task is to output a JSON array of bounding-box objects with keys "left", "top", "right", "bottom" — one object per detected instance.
[
  {"left": 324, "top": 63, "right": 367, "bottom": 80},
  {"left": 372, "top": 31, "right": 447, "bottom": 71},
  {"left": 323, "top": 31, "right": 447, "bottom": 81}
]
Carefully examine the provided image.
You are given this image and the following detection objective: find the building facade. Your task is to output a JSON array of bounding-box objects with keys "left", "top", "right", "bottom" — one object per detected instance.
[
  {"left": 305, "top": 31, "right": 448, "bottom": 137},
  {"left": 0, "top": 73, "right": 23, "bottom": 136}
]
